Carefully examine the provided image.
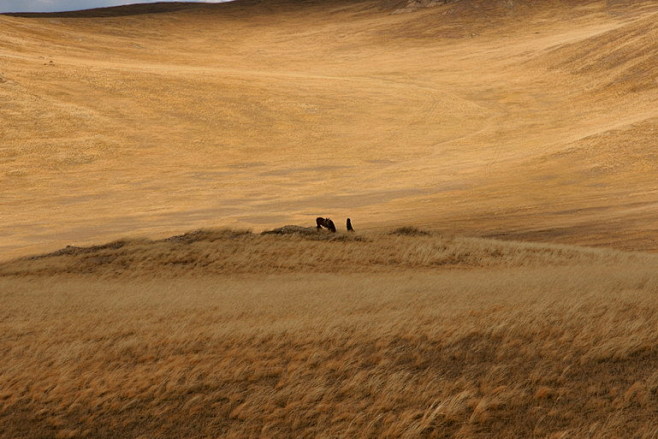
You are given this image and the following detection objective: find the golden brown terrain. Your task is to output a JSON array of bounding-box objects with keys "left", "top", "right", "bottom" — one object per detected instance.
[
  {"left": 2, "top": 1, "right": 658, "bottom": 438},
  {"left": 1, "top": 229, "right": 657, "bottom": 438},
  {"left": 1, "top": 0, "right": 657, "bottom": 258}
]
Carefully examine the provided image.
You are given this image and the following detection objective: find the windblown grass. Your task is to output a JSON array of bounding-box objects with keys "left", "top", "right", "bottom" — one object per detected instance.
[
  {"left": 1, "top": 264, "right": 657, "bottom": 438},
  {"left": 1, "top": 229, "right": 658, "bottom": 437}
]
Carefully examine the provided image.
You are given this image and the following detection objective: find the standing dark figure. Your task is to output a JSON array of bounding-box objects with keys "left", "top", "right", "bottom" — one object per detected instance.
[
  {"left": 346, "top": 218, "right": 354, "bottom": 232},
  {"left": 316, "top": 217, "right": 337, "bottom": 233}
]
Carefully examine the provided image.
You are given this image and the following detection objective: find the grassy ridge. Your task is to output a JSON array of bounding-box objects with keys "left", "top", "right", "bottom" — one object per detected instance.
[{"left": 0, "top": 228, "right": 650, "bottom": 277}]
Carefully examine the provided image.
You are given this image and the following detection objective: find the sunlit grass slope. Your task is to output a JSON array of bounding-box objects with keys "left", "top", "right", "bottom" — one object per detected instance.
[{"left": 1, "top": 0, "right": 657, "bottom": 259}]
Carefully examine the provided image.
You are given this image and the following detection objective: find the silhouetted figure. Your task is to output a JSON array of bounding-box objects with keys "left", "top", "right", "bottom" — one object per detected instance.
[
  {"left": 316, "top": 217, "right": 337, "bottom": 233},
  {"left": 346, "top": 218, "right": 354, "bottom": 232}
]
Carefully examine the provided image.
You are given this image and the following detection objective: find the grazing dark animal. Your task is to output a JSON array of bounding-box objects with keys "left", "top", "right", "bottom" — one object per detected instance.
[
  {"left": 316, "top": 217, "right": 337, "bottom": 233},
  {"left": 346, "top": 218, "right": 354, "bottom": 232}
]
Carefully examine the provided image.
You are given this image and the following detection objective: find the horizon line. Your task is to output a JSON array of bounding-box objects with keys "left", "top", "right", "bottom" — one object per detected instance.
[{"left": 0, "top": 0, "right": 234, "bottom": 15}]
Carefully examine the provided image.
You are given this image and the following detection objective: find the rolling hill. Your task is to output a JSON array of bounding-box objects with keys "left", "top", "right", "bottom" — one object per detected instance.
[
  {"left": 1, "top": 0, "right": 657, "bottom": 259},
  {"left": 2, "top": 3, "right": 658, "bottom": 436}
]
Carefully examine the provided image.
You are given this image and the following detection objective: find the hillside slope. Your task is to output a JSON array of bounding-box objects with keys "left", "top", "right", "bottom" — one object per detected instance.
[{"left": 1, "top": 0, "right": 657, "bottom": 258}]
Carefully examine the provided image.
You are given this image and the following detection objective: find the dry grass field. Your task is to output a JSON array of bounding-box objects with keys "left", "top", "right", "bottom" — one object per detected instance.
[
  {"left": 2, "top": 0, "right": 658, "bottom": 437},
  {"left": 1, "top": 230, "right": 658, "bottom": 438}
]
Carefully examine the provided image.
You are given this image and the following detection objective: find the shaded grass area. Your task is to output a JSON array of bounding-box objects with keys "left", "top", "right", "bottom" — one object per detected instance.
[{"left": 1, "top": 267, "right": 657, "bottom": 438}]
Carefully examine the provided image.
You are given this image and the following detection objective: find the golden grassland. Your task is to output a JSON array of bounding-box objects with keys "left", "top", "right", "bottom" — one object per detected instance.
[
  {"left": 0, "top": 0, "right": 657, "bottom": 258},
  {"left": 2, "top": 0, "right": 658, "bottom": 437},
  {"left": 1, "top": 230, "right": 658, "bottom": 438}
]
